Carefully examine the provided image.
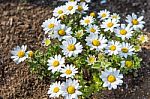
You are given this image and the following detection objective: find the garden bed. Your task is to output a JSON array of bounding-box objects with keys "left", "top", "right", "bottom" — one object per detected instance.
[{"left": 0, "top": 0, "right": 150, "bottom": 99}]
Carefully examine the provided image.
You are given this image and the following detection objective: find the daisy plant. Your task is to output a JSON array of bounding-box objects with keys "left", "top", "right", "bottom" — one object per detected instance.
[{"left": 11, "top": 0, "right": 148, "bottom": 99}]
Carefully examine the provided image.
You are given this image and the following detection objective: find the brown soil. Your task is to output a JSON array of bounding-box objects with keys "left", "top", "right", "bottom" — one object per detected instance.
[
  {"left": 0, "top": 2, "right": 52, "bottom": 99},
  {"left": 0, "top": 0, "right": 150, "bottom": 99}
]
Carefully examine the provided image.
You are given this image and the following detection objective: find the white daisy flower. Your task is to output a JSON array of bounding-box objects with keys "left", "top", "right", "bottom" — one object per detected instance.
[
  {"left": 11, "top": 45, "right": 28, "bottom": 64},
  {"left": 41, "top": 17, "right": 60, "bottom": 34},
  {"left": 119, "top": 42, "right": 134, "bottom": 58},
  {"left": 47, "top": 54, "right": 65, "bottom": 73},
  {"left": 126, "top": 13, "right": 145, "bottom": 30},
  {"left": 100, "top": 68, "right": 123, "bottom": 90},
  {"left": 85, "top": 34, "right": 107, "bottom": 51},
  {"left": 53, "top": 24, "right": 72, "bottom": 41},
  {"left": 98, "top": 9, "right": 110, "bottom": 20},
  {"left": 48, "top": 81, "right": 63, "bottom": 98},
  {"left": 105, "top": 41, "right": 121, "bottom": 55},
  {"left": 77, "top": 0, "right": 91, "bottom": 3},
  {"left": 121, "top": 60, "right": 133, "bottom": 68},
  {"left": 80, "top": 16, "right": 94, "bottom": 26},
  {"left": 86, "top": 55, "right": 96, "bottom": 65},
  {"left": 42, "top": 38, "right": 51, "bottom": 46},
  {"left": 60, "top": 64, "right": 78, "bottom": 78},
  {"left": 86, "top": 24, "right": 100, "bottom": 34},
  {"left": 65, "top": 1, "right": 78, "bottom": 15},
  {"left": 77, "top": 2, "right": 89, "bottom": 13},
  {"left": 110, "top": 13, "right": 120, "bottom": 22},
  {"left": 138, "top": 35, "right": 148, "bottom": 43},
  {"left": 114, "top": 24, "right": 133, "bottom": 40},
  {"left": 61, "top": 78, "right": 82, "bottom": 99},
  {"left": 53, "top": 6, "right": 66, "bottom": 18},
  {"left": 101, "top": 18, "right": 119, "bottom": 32},
  {"left": 61, "top": 37, "right": 83, "bottom": 57}
]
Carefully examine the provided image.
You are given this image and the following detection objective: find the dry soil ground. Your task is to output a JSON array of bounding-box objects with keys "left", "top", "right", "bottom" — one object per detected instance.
[{"left": 0, "top": 0, "right": 150, "bottom": 99}]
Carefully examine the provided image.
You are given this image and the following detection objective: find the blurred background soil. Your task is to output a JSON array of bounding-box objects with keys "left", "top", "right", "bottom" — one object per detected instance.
[{"left": 0, "top": 0, "right": 150, "bottom": 99}]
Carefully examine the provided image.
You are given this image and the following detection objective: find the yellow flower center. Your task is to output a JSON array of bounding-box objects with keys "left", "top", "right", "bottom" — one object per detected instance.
[
  {"left": 102, "top": 13, "right": 107, "bottom": 18},
  {"left": 17, "top": 50, "right": 25, "bottom": 58},
  {"left": 110, "top": 45, "right": 116, "bottom": 51},
  {"left": 78, "top": 5, "right": 83, "bottom": 11},
  {"left": 90, "top": 12, "right": 96, "bottom": 17},
  {"left": 90, "top": 28, "right": 96, "bottom": 33},
  {"left": 84, "top": 19, "right": 90, "bottom": 24},
  {"left": 92, "top": 40, "right": 100, "bottom": 46},
  {"left": 139, "top": 36, "right": 145, "bottom": 42},
  {"left": 67, "top": 86, "right": 75, "bottom": 94},
  {"left": 53, "top": 87, "right": 59, "bottom": 93},
  {"left": 107, "top": 22, "right": 114, "bottom": 28},
  {"left": 44, "top": 39, "right": 51, "bottom": 46},
  {"left": 53, "top": 60, "right": 60, "bottom": 67},
  {"left": 121, "top": 47, "right": 128, "bottom": 53},
  {"left": 132, "top": 19, "right": 139, "bottom": 25},
  {"left": 58, "top": 29, "right": 66, "bottom": 36},
  {"left": 65, "top": 69, "right": 72, "bottom": 75},
  {"left": 68, "top": 6, "right": 73, "bottom": 11},
  {"left": 28, "top": 51, "right": 33, "bottom": 57},
  {"left": 89, "top": 56, "right": 95, "bottom": 63},
  {"left": 125, "top": 61, "right": 133, "bottom": 68},
  {"left": 58, "top": 10, "right": 63, "bottom": 14},
  {"left": 67, "top": 44, "right": 76, "bottom": 51},
  {"left": 80, "top": 0, "right": 85, "bottom": 2},
  {"left": 120, "top": 29, "right": 127, "bottom": 35},
  {"left": 48, "top": 23, "right": 54, "bottom": 29},
  {"left": 107, "top": 74, "right": 116, "bottom": 83}
]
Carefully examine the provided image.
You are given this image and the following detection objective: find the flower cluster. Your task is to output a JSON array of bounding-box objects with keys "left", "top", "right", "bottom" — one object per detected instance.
[
  {"left": 48, "top": 79, "right": 82, "bottom": 99},
  {"left": 11, "top": 45, "right": 33, "bottom": 64},
  {"left": 11, "top": 0, "right": 148, "bottom": 99}
]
